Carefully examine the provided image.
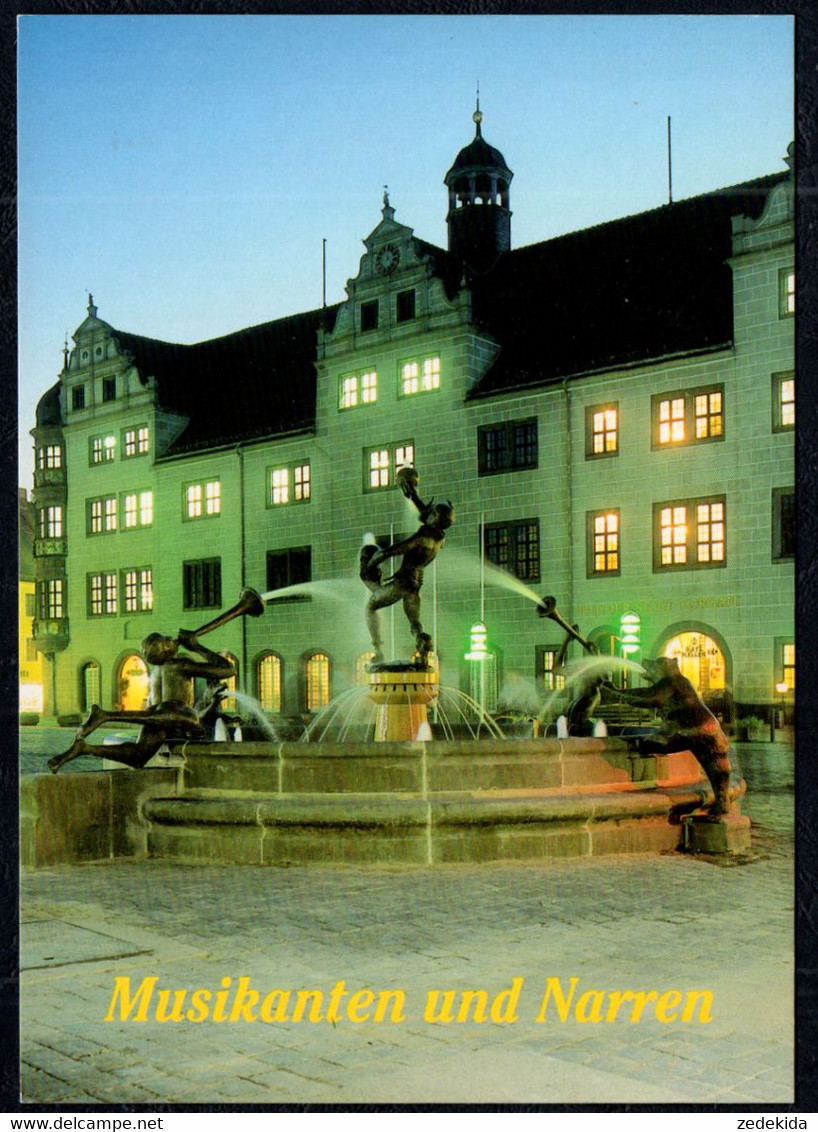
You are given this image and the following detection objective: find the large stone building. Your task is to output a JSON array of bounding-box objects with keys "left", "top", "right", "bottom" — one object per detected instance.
[{"left": 29, "top": 112, "right": 795, "bottom": 726}]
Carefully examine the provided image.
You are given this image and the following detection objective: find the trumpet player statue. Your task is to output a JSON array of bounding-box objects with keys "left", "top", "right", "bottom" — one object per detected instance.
[
  {"left": 48, "top": 589, "right": 264, "bottom": 773},
  {"left": 359, "top": 466, "right": 454, "bottom": 668}
]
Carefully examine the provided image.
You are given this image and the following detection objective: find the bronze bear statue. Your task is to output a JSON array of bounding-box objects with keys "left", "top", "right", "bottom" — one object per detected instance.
[{"left": 604, "top": 656, "right": 732, "bottom": 818}]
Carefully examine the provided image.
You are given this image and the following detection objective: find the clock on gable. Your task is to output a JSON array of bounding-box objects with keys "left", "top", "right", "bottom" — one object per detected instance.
[{"left": 375, "top": 243, "right": 400, "bottom": 276}]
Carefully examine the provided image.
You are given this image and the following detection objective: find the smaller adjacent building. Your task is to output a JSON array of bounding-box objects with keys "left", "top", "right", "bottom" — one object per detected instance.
[{"left": 19, "top": 489, "right": 43, "bottom": 713}]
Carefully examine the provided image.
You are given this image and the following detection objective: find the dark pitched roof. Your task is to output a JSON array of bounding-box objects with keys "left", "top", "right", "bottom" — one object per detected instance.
[
  {"left": 468, "top": 172, "right": 788, "bottom": 397},
  {"left": 35, "top": 382, "right": 63, "bottom": 427},
  {"left": 114, "top": 305, "right": 340, "bottom": 455},
  {"left": 414, "top": 238, "right": 465, "bottom": 300}
]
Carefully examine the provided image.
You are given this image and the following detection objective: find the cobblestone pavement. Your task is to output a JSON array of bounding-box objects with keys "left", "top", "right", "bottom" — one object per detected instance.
[{"left": 19, "top": 736, "right": 795, "bottom": 1107}]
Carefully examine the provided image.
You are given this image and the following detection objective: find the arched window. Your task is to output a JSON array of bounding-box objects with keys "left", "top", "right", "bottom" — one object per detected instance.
[
  {"left": 304, "top": 652, "right": 331, "bottom": 713},
  {"left": 256, "top": 653, "right": 283, "bottom": 713},
  {"left": 354, "top": 652, "right": 376, "bottom": 684},
  {"left": 117, "top": 653, "right": 149, "bottom": 710},
  {"left": 81, "top": 661, "right": 101, "bottom": 712},
  {"left": 663, "top": 632, "right": 726, "bottom": 696}
]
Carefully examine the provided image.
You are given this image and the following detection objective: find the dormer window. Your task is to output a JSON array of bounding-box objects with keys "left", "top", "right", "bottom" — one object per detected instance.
[
  {"left": 81, "top": 349, "right": 90, "bottom": 364},
  {"left": 361, "top": 301, "right": 379, "bottom": 333},
  {"left": 95, "top": 345, "right": 104, "bottom": 359}
]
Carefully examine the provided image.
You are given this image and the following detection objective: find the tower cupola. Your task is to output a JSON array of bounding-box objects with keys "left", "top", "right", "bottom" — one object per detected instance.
[{"left": 445, "top": 98, "right": 513, "bottom": 272}]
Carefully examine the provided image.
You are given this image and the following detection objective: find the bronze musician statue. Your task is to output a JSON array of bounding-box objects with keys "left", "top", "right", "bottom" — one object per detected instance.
[{"left": 48, "top": 589, "right": 265, "bottom": 773}]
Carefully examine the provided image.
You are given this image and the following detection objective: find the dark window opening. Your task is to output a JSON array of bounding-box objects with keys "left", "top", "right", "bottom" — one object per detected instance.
[
  {"left": 396, "top": 289, "right": 416, "bottom": 323},
  {"left": 102, "top": 377, "right": 116, "bottom": 402},
  {"left": 478, "top": 420, "right": 538, "bottom": 475},
  {"left": 360, "top": 301, "right": 379, "bottom": 333},
  {"left": 183, "top": 558, "right": 222, "bottom": 609},
  {"left": 266, "top": 546, "right": 312, "bottom": 601}
]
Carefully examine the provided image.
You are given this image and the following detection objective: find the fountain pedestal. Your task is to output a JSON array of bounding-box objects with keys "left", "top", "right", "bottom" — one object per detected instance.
[
  {"left": 681, "top": 811, "right": 752, "bottom": 855},
  {"left": 366, "top": 666, "right": 439, "bottom": 742}
]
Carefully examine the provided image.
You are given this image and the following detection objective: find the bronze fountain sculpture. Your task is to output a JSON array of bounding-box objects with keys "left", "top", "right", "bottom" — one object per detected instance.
[{"left": 47, "top": 588, "right": 265, "bottom": 773}]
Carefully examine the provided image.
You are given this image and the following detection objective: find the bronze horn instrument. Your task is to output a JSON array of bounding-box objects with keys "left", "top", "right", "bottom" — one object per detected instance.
[
  {"left": 536, "top": 595, "right": 597, "bottom": 655},
  {"left": 187, "top": 587, "right": 265, "bottom": 639}
]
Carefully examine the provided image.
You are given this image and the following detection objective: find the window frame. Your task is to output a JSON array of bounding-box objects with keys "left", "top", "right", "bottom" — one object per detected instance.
[
  {"left": 363, "top": 440, "right": 415, "bottom": 492},
  {"left": 586, "top": 508, "right": 621, "bottom": 577},
  {"left": 267, "top": 460, "right": 312, "bottom": 507},
  {"left": 360, "top": 300, "right": 379, "bottom": 333},
  {"left": 121, "top": 566, "right": 154, "bottom": 614},
  {"left": 183, "top": 558, "right": 222, "bottom": 610},
  {"left": 779, "top": 267, "right": 795, "bottom": 319},
  {"left": 535, "top": 645, "right": 566, "bottom": 692},
  {"left": 653, "top": 494, "right": 727, "bottom": 572},
  {"left": 87, "top": 571, "right": 119, "bottom": 617},
  {"left": 651, "top": 384, "right": 725, "bottom": 450},
  {"left": 585, "top": 404, "right": 619, "bottom": 460},
  {"left": 772, "top": 487, "right": 795, "bottom": 562},
  {"left": 90, "top": 433, "right": 117, "bottom": 465},
  {"left": 184, "top": 479, "right": 222, "bottom": 520},
  {"left": 102, "top": 376, "right": 117, "bottom": 403},
  {"left": 483, "top": 518, "right": 541, "bottom": 583},
  {"left": 477, "top": 418, "right": 538, "bottom": 476},
  {"left": 772, "top": 371, "right": 795, "bottom": 432},
  {"left": 396, "top": 288, "right": 416, "bottom": 323},
  {"left": 265, "top": 546, "right": 312, "bottom": 602},
  {"left": 399, "top": 355, "right": 441, "bottom": 398}
]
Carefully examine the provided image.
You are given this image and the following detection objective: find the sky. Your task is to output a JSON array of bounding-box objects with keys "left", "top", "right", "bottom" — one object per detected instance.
[{"left": 17, "top": 12, "right": 795, "bottom": 489}]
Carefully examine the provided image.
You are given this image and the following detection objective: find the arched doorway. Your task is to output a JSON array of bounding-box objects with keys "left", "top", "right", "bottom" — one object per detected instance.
[
  {"left": 81, "top": 661, "right": 101, "bottom": 712},
  {"left": 662, "top": 630, "right": 727, "bottom": 696},
  {"left": 116, "top": 653, "right": 150, "bottom": 710}
]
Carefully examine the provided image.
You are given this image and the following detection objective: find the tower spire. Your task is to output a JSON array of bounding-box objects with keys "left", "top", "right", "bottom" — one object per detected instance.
[{"left": 473, "top": 82, "right": 483, "bottom": 137}]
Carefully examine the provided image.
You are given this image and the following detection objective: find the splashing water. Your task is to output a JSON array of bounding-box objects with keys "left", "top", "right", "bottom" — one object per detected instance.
[
  {"left": 539, "top": 654, "right": 647, "bottom": 723},
  {"left": 260, "top": 579, "right": 366, "bottom": 608},
  {"left": 438, "top": 550, "right": 544, "bottom": 606},
  {"left": 302, "top": 682, "right": 505, "bottom": 743},
  {"left": 228, "top": 691, "right": 281, "bottom": 741}
]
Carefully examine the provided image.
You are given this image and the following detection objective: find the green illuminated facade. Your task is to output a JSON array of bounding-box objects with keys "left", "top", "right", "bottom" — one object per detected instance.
[{"left": 29, "top": 120, "right": 795, "bottom": 722}]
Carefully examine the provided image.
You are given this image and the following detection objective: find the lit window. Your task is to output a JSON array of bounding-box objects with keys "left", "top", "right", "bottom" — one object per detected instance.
[
  {"left": 270, "top": 463, "right": 310, "bottom": 505},
  {"left": 653, "top": 386, "right": 725, "bottom": 448},
  {"left": 305, "top": 652, "right": 331, "bottom": 712},
  {"left": 694, "top": 391, "right": 723, "bottom": 439},
  {"left": 39, "top": 506, "right": 63, "bottom": 538},
  {"left": 187, "top": 484, "right": 202, "bottom": 518},
  {"left": 39, "top": 579, "right": 64, "bottom": 619},
  {"left": 257, "top": 653, "right": 283, "bottom": 712},
  {"left": 589, "top": 510, "right": 620, "bottom": 574},
  {"left": 659, "top": 398, "right": 686, "bottom": 444},
  {"left": 124, "top": 493, "right": 138, "bottom": 528},
  {"left": 695, "top": 500, "right": 725, "bottom": 563},
  {"left": 340, "top": 375, "right": 358, "bottom": 409},
  {"left": 484, "top": 519, "right": 540, "bottom": 582},
  {"left": 186, "top": 481, "right": 221, "bottom": 520},
  {"left": 587, "top": 406, "right": 618, "bottom": 457},
  {"left": 401, "top": 356, "right": 440, "bottom": 396},
  {"left": 773, "top": 372, "right": 795, "bottom": 431},
  {"left": 91, "top": 435, "right": 117, "bottom": 464},
  {"left": 122, "top": 567, "right": 153, "bottom": 613},
  {"left": 90, "top": 500, "right": 103, "bottom": 534},
  {"left": 361, "top": 371, "right": 378, "bottom": 404},
  {"left": 779, "top": 269, "right": 795, "bottom": 318},
  {"left": 88, "top": 572, "right": 117, "bottom": 614},
  {"left": 365, "top": 442, "right": 414, "bottom": 491},
  {"left": 138, "top": 427, "right": 150, "bottom": 454},
  {"left": 783, "top": 643, "right": 795, "bottom": 691},
  {"left": 537, "top": 647, "right": 565, "bottom": 692},
  {"left": 355, "top": 652, "right": 376, "bottom": 684},
  {"left": 105, "top": 497, "right": 117, "bottom": 532},
  {"left": 124, "top": 430, "right": 137, "bottom": 458},
  {"left": 38, "top": 445, "right": 62, "bottom": 470},
  {"left": 271, "top": 468, "right": 289, "bottom": 505},
  {"left": 294, "top": 463, "right": 310, "bottom": 501},
  {"left": 655, "top": 496, "right": 726, "bottom": 571},
  {"left": 140, "top": 491, "right": 153, "bottom": 526},
  {"left": 205, "top": 481, "right": 220, "bottom": 515}
]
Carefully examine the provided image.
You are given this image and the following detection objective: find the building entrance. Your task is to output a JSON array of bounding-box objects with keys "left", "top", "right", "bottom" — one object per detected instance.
[
  {"left": 117, "top": 654, "right": 149, "bottom": 710},
  {"left": 662, "top": 631, "right": 726, "bottom": 696}
]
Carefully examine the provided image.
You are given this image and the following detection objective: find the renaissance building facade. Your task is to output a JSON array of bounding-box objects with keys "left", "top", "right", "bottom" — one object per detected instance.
[{"left": 29, "top": 113, "right": 795, "bottom": 725}]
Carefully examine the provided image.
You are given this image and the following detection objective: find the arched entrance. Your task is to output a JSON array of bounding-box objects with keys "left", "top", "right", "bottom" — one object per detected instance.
[
  {"left": 117, "top": 653, "right": 150, "bottom": 710},
  {"left": 661, "top": 630, "right": 727, "bottom": 696},
  {"left": 81, "top": 661, "right": 101, "bottom": 712}
]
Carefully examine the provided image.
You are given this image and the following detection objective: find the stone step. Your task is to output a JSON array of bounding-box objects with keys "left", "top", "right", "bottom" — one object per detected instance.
[{"left": 142, "top": 784, "right": 713, "bottom": 867}]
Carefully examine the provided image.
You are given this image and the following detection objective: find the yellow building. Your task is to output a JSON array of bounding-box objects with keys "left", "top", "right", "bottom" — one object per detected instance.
[{"left": 19, "top": 489, "right": 43, "bottom": 714}]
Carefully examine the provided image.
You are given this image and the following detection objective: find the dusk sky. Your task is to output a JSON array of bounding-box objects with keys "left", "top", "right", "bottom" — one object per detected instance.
[{"left": 18, "top": 13, "right": 794, "bottom": 488}]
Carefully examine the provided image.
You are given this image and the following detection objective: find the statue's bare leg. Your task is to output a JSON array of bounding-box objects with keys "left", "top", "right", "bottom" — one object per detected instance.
[
  {"left": 365, "top": 585, "right": 401, "bottom": 663},
  {"left": 48, "top": 732, "right": 166, "bottom": 774},
  {"left": 403, "top": 593, "right": 432, "bottom": 661}
]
